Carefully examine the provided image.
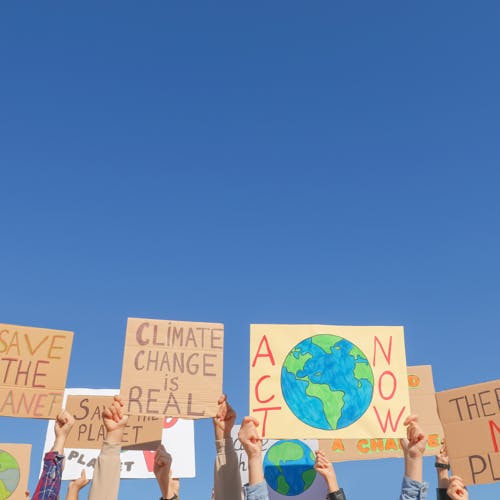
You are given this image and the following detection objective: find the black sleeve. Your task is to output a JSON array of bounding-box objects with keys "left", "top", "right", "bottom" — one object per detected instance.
[
  {"left": 437, "top": 487, "right": 451, "bottom": 500},
  {"left": 327, "top": 488, "right": 346, "bottom": 500}
]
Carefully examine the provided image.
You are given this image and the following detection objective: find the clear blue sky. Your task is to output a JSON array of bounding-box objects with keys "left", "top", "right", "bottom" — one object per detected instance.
[{"left": 1, "top": 1, "right": 499, "bottom": 498}]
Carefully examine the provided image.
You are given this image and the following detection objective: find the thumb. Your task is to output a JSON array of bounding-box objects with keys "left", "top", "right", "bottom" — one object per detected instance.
[{"left": 399, "top": 438, "right": 409, "bottom": 453}]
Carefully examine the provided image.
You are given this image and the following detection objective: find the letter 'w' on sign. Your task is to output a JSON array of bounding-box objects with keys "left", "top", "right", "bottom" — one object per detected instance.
[
  {"left": 119, "top": 318, "right": 224, "bottom": 419},
  {"left": 0, "top": 323, "right": 74, "bottom": 419},
  {"left": 249, "top": 324, "right": 410, "bottom": 439},
  {"left": 436, "top": 379, "right": 500, "bottom": 486},
  {"left": 318, "top": 365, "right": 445, "bottom": 463}
]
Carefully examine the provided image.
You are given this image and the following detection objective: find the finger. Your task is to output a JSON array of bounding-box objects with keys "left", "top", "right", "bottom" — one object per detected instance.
[
  {"left": 403, "top": 414, "right": 418, "bottom": 426},
  {"left": 242, "top": 416, "right": 259, "bottom": 427}
]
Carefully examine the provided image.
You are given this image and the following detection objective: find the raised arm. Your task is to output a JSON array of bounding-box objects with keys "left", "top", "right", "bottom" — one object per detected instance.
[
  {"left": 314, "top": 450, "right": 346, "bottom": 500},
  {"left": 32, "top": 410, "right": 74, "bottom": 500},
  {"left": 238, "top": 416, "right": 268, "bottom": 500},
  {"left": 154, "top": 444, "right": 180, "bottom": 500},
  {"left": 88, "top": 395, "right": 128, "bottom": 500},
  {"left": 66, "top": 470, "right": 90, "bottom": 500},
  {"left": 435, "top": 439, "right": 451, "bottom": 500},
  {"left": 399, "top": 414, "right": 429, "bottom": 500},
  {"left": 213, "top": 394, "right": 242, "bottom": 500}
]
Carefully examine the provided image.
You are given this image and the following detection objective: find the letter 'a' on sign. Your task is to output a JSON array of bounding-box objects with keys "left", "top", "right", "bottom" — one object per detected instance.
[
  {"left": 436, "top": 379, "right": 500, "bottom": 486},
  {"left": 249, "top": 324, "right": 410, "bottom": 439},
  {"left": 0, "top": 443, "right": 31, "bottom": 498},
  {"left": 0, "top": 323, "right": 74, "bottom": 419},
  {"left": 119, "top": 317, "right": 224, "bottom": 419}
]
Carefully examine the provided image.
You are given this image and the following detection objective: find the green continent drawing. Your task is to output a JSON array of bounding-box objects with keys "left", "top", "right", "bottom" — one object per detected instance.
[
  {"left": 281, "top": 334, "right": 374, "bottom": 430},
  {"left": 263, "top": 440, "right": 316, "bottom": 496}
]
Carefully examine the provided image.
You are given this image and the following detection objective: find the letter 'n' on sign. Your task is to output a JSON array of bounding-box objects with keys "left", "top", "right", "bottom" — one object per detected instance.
[
  {"left": 0, "top": 323, "right": 74, "bottom": 419},
  {"left": 249, "top": 324, "right": 410, "bottom": 439},
  {"left": 119, "top": 318, "right": 224, "bottom": 419}
]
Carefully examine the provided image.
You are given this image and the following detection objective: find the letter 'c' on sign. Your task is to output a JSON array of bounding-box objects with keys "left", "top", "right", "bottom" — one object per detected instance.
[{"left": 255, "top": 375, "right": 275, "bottom": 404}]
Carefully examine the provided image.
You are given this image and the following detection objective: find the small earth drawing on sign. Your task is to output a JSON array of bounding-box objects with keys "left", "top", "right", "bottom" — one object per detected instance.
[
  {"left": 263, "top": 440, "right": 316, "bottom": 496},
  {"left": 0, "top": 450, "right": 20, "bottom": 500},
  {"left": 281, "top": 334, "right": 374, "bottom": 430}
]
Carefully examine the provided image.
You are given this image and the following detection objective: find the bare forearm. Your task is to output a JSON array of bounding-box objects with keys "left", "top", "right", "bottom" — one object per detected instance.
[
  {"left": 51, "top": 436, "right": 66, "bottom": 454},
  {"left": 437, "top": 470, "right": 449, "bottom": 488},
  {"left": 405, "top": 456, "right": 423, "bottom": 483},
  {"left": 66, "top": 485, "right": 80, "bottom": 500},
  {"left": 326, "top": 474, "right": 339, "bottom": 493},
  {"left": 248, "top": 455, "right": 264, "bottom": 485}
]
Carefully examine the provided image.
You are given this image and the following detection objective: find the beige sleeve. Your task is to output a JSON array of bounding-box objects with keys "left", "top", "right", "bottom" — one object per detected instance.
[
  {"left": 213, "top": 438, "right": 244, "bottom": 500},
  {"left": 88, "top": 441, "right": 121, "bottom": 500}
]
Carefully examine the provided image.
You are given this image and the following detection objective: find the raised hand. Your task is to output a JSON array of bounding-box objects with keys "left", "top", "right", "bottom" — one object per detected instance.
[
  {"left": 103, "top": 395, "right": 128, "bottom": 443},
  {"left": 400, "top": 414, "right": 426, "bottom": 459},
  {"left": 154, "top": 444, "right": 173, "bottom": 498},
  {"left": 314, "top": 450, "right": 339, "bottom": 493},
  {"left": 52, "top": 409, "right": 75, "bottom": 453},
  {"left": 447, "top": 476, "right": 468, "bottom": 500},
  {"left": 213, "top": 394, "right": 237, "bottom": 439}
]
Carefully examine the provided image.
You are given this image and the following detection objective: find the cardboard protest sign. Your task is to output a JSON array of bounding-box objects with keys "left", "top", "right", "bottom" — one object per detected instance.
[
  {"left": 320, "top": 365, "right": 444, "bottom": 461},
  {"left": 120, "top": 318, "right": 223, "bottom": 419},
  {"left": 0, "top": 443, "right": 31, "bottom": 500},
  {"left": 64, "top": 395, "right": 163, "bottom": 450},
  {"left": 0, "top": 323, "right": 73, "bottom": 419},
  {"left": 250, "top": 324, "right": 410, "bottom": 439},
  {"left": 42, "top": 389, "right": 196, "bottom": 479},
  {"left": 436, "top": 380, "right": 500, "bottom": 485},
  {"left": 232, "top": 426, "right": 327, "bottom": 499}
]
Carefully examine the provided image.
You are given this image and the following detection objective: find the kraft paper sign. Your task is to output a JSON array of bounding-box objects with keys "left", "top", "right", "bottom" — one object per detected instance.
[
  {"left": 250, "top": 324, "right": 410, "bottom": 439},
  {"left": 436, "top": 379, "right": 500, "bottom": 485},
  {"left": 64, "top": 395, "right": 164, "bottom": 450},
  {"left": 42, "top": 389, "right": 196, "bottom": 479},
  {"left": 231, "top": 426, "right": 326, "bottom": 499},
  {"left": 0, "top": 323, "right": 73, "bottom": 418},
  {"left": 320, "top": 365, "right": 444, "bottom": 461},
  {"left": 120, "top": 318, "right": 224, "bottom": 418},
  {"left": 0, "top": 443, "right": 31, "bottom": 500}
]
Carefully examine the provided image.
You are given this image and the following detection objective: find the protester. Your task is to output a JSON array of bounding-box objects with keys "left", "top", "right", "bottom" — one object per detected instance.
[
  {"left": 87, "top": 395, "right": 128, "bottom": 500},
  {"left": 400, "top": 414, "right": 429, "bottom": 500},
  {"left": 435, "top": 439, "right": 451, "bottom": 500},
  {"left": 212, "top": 394, "right": 242, "bottom": 500},
  {"left": 154, "top": 444, "right": 180, "bottom": 500},
  {"left": 446, "top": 476, "right": 469, "bottom": 500},
  {"left": 66, "top": 470, "right": 90, "bottom": 500},
  {"left": 32, "top": 410, "right": 75, "bottom": 500},
  {"left": 314, "top": 450, "right": 346, "bottom": 500},
  {"left": 238, "top": 416, "right": 269, "bottom": 500}
]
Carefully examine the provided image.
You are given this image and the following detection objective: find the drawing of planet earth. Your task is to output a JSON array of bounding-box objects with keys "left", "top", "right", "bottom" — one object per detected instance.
[
  {"left": 0, "top": 450, "right": 20, "bottom": 499},
  {"left": 281, "top": 334, "right": 374, "bottom": 430},
  {"left": 263, "top": 440, "right": 316, "bottom": 496}
]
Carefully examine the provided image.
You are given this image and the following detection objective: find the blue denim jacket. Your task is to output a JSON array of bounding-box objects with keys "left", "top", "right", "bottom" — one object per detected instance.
[
  {"left": 399, "top": 476, "right": 429, "bottom": 500},
  {"left": 243, "top": 481, "right": 269, "bottom": 500}
]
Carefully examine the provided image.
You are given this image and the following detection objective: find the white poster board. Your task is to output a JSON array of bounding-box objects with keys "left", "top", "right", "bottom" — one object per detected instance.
[{"left": 41, "top": 389, "right": 195, "bottom": 479}]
